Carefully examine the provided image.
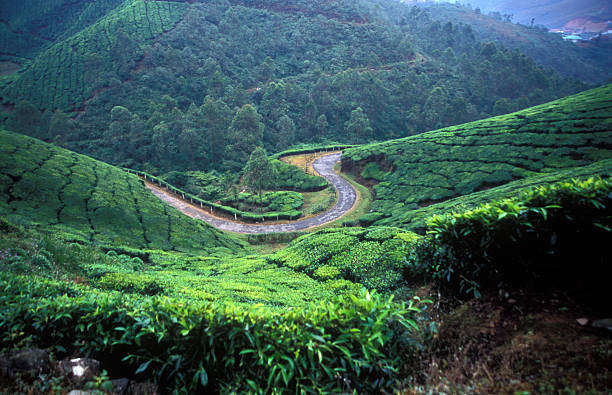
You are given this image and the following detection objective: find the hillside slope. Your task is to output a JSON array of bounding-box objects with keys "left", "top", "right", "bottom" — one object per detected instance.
[
  {"left": 342, "top": 84, "right": 612, "bottom": 229},
  {"left": 447, "top": 0, "right": 612, "bottom": 28},
  {"left": 0, "top": 0, "right": 588, "bottom": 174},
  {"left": 0, "top": 129, "right": 245, "bottom": 254},
  {"left": 419, "top": 2, "right": 612, "bottom": 84}
]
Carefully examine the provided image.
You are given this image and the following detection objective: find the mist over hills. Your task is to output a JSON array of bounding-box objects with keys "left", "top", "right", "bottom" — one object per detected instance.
[{"left": 448, "top": 0, "right": 612, "bottom": 29}]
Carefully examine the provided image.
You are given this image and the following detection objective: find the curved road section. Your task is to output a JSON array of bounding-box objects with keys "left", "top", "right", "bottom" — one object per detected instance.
[{"left": 146, "top": 153, "right": 357, "bottom": 234}]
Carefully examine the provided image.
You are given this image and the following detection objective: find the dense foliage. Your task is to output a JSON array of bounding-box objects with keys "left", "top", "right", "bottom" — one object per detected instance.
[
  {"left": 270, "top": 227, "right": 424, "bottom": 293},
  {"left": 343, "top": 83, "right": 612, "bottom": 228},
  {"left": 0, "top": 129, "right": 245, "bottom": 254},
  {"left": 1, "top": 0, "right": 590, "bottom": 174},
  {"left": 385, "top": 158, "right": 612, "bottom": 232},
  {"left": 421, "top": 2, "right": 612, "bottom": 84},
  {"left": 0, "top": 271, "right": 427, "bottom": 393},
  {"left": 424, "top": 177, "right": 612, "bottom": 297}
]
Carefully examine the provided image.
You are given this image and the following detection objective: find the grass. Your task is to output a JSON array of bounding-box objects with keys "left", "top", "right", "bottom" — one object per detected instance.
[
  {"left": 342, "top": 83, "right": 612, "bottom": 228},
  {"left": 0, "top": 129, "right": 246, "bottom": 255}
]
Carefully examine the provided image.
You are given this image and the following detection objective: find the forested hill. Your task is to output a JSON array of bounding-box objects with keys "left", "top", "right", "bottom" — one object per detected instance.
[
  {"left": 417, "top": 2, "right": 612, "bottom": 84},
  {"left": 0, "top": 0, "right": 592, "bottom": 174}
]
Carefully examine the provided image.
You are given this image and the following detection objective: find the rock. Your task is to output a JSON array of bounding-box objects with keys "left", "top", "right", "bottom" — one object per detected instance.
[
  {"left": 592, "top": 318, "right": 612, "bottom": 331},
  {"left": 67, "top": 391, "right": 93, "bottom": 395},
  {"left": 576, "top": 318, "right": 589, "bottom": 326},
  {"left": 112, "top": 378, "right": 130, "bottom": 395},
  {"left": 58, "top": 358, "right": 101, "bottom": 387},
  {"left": 129, "top": 381, "right": 159, "bottom": 395},
  {"left": 0, "top": 348, "right": 50, "bottom": 377}
]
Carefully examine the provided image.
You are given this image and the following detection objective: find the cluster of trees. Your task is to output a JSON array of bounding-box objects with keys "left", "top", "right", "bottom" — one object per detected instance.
[{"left": 2, "top": 0, "right": 587, "bottom": 174}]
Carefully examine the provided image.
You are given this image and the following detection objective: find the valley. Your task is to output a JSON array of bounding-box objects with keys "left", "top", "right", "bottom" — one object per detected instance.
[{"left": 0, "top": 0, "right": 611, "bottom": 393}]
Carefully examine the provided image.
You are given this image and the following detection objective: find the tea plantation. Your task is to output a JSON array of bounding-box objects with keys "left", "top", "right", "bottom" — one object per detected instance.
[
  {"left": 2, "top": 0, "right": 187, "bottom": 110},
  {"left": 1, "top": 84, "right": 611, "bottom": 392},
  {"left": 0, "top": 129, "right": 244, "bottom": 254},
  {"left": 343, "top": 83, "right": 612, "bottom": 228}
]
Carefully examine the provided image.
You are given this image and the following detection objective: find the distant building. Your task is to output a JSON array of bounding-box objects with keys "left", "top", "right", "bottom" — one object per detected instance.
[{"left": 562, "top": 34, "right": 585, "bottom": 42}]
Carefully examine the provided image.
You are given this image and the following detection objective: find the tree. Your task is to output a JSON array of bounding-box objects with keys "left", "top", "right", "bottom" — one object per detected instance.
[
  {"left": 242, "top": 147, "right": 277, "bottom": 214},
  {"left": 227, "top": 104, "right": 264, "bottom": 165},
  {"left": 52, "top": 110, "right": 78, "bottom": 142},
  {"left": 344, "top": 107, "right": 373, "bottom": 143},
  {"left": 274, "top": 115, "right": 296, "bottom": 150},
  {"left": 314, "top": 114, "right": 329, "bottom": 139},
  {"left": 6, "top": 100, "right": 42, "bottom": 138},
  {"left": 200, "top": 96, "right": 232, "bottom": 166},
  {"left": 106, "top": 106, "right": 132, "bottom": 150}
]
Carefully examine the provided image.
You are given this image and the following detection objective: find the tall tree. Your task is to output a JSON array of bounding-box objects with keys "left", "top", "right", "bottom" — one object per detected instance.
[
  {"left": 242, "top": 147, "right": 277, "bottom": 214},
  {"left": 274, "top": 114, "right": 296, "bottom": 150},
  {"left": 200, "top": 96, "right": 232, "bottom": 166},
  {"left": 344, "top": 107, "right": 373, "bottom": 143},
  {"left": 227, "top": 104, "right": 264, "bottom": 166},
  {"left": 6, "top": 100, "right": 42, "bottom": 138}
]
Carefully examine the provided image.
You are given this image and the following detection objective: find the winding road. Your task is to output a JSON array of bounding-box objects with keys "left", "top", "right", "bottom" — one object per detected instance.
[{"left": 146, "top": 153, "right": 358, "bottom": 234}]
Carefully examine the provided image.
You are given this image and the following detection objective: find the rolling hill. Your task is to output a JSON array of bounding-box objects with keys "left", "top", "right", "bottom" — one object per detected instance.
[
  {"left": 418, "top": 2, "right": 612, "bottom": 84},
  {"left": 0, "top": 0, "right": 593, "bottom": 175},
  {"left": 445, "top": 0, "right": 612, "bottom": 29},
  {"left": 0, "top": 129, "right": 245, "bottom": 254},
  {"left": 341, "top": 83, "right": 612, "bottom": 229}
]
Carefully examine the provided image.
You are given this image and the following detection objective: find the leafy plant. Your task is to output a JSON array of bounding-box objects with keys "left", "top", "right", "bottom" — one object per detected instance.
[{"left": 424, "top": 177, "right": 612, "bottom": 296}]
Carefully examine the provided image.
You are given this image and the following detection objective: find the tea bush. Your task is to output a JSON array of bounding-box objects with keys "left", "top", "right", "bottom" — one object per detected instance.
[
  {"left": 425, "top": 177, "right": 612, "bottom": 296},
  {"left": 2, "top": 0, "right": 188, "bottom": 110},
  {"left": 272, "top": 159, "right": 329, "bottom": 192},
  {"left": 270, "top": 227, "right": 424, "bottom": 292},
  {"left": 0, "top": 130, "right": 246, "bottom": 255},
  {"left": 128, "top": 169, "right": 304, "bottom": 222},
  {"left": 222, "top": 190, "right": 304, "bottom": 213},
  {"left": 0, "top": 272, "right": 427, "bottom": 393}
]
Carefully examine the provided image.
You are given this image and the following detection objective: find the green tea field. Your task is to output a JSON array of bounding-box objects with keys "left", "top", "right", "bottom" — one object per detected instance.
[
  {"left": 343, "top": 83, "right": 612, "bottom": 228},
  {"left": 0, "top": 129, "right": 244, "bottom": 254}
]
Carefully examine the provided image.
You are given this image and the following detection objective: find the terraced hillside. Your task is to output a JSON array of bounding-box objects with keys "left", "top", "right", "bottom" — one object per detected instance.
[
  {"left": 342, "top": 84, "right": 612, "bottom": 228},
  {"left": 2, "top": 0, "right": 187, "bottom": 110},
  {"left": 0, "top": 129, "right": 244, "bottom": 254}
]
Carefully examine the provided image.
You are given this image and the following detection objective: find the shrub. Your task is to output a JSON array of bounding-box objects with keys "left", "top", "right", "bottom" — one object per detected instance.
[
  {"left": 270, "top": 227, "right": 425, "bottom": 293},
  {"left": 0, "top": 273, "right": 428, "bottom": 393},
  {"left": 425, "top": 177, "right": 612, "bottom": 297}
]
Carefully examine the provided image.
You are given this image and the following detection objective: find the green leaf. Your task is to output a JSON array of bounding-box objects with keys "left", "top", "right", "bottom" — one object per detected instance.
[{"left": 135, "top": 360, "right": 151, "bottom": 375}]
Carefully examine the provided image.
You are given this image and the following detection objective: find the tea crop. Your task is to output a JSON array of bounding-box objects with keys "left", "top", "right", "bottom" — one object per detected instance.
[
  {"left": 0, "top": 129, "right": 245, "bottom": 254},
  {"left": 343, "top": 84, "right": 612, "bottom": 228}
]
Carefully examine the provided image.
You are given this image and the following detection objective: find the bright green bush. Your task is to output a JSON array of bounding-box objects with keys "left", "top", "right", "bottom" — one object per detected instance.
[
  {"left": 272, "top": 159, "right": 329, "bottom": 192},
  {"left": 223, "top": 190, "right": 304, "bottom": 213},
  {"left": 424, "top": 177, "right": 612, "bottom": 296},
  {"left": 0, "top": 272, "right": 427, "bottom": 393},
  {"left": 270, "top": 227, "right": 424, "bottom": 292},
  {"left": 129, "top": 168, "right": 304, "bottom": 222}
]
